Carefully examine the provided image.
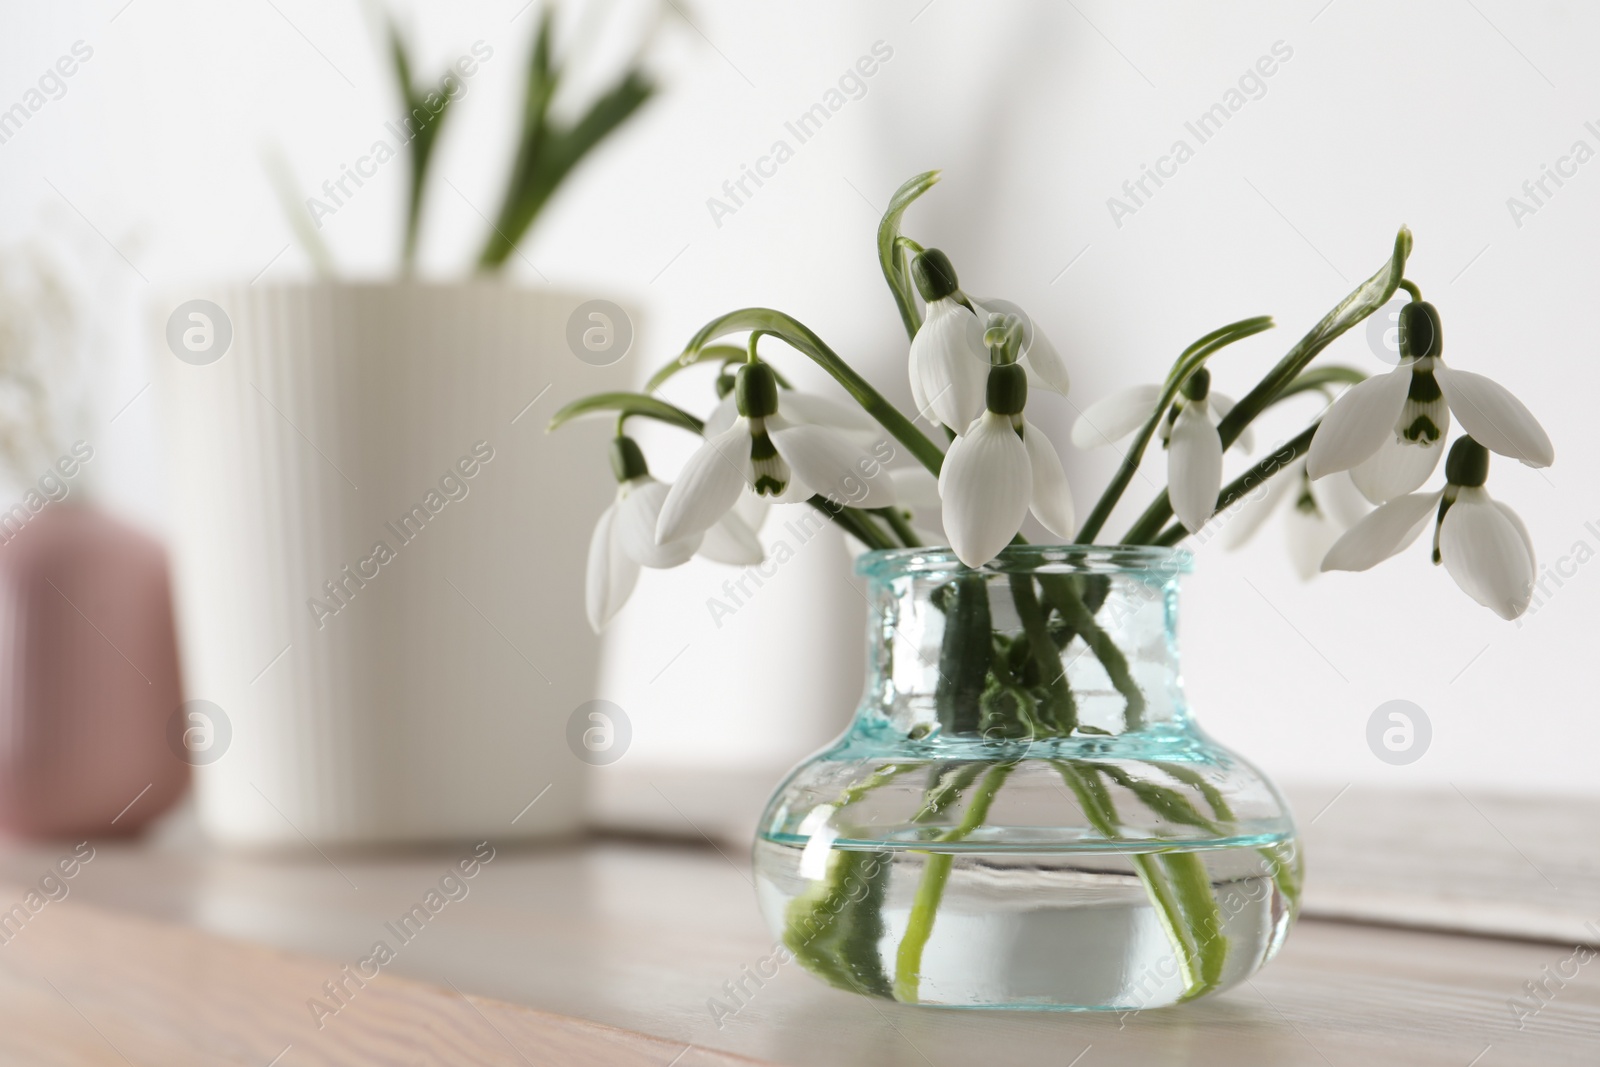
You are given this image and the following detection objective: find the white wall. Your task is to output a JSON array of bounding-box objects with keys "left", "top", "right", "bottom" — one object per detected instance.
[{"left": 2, "top": 1, "right": 1593, "bottom": 793}]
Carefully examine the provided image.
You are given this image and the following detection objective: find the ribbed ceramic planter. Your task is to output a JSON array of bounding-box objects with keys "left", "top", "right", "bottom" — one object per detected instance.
[{"left": 154, "top": 283, "right": 628, "bottom": 845}]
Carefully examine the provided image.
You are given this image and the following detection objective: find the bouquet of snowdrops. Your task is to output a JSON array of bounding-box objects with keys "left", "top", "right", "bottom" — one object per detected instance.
[{"left": 554, "top": 170, "right": 1551, "bottom": 625}]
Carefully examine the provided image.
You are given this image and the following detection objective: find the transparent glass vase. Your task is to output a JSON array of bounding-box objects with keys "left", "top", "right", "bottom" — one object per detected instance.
[{"left": 754, "top": 545, "right": 1300, "bottom": 1010}]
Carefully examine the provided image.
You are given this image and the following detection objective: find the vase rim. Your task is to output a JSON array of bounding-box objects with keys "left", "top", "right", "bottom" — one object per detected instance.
[{"left": 856, "top": 543, "right": 1194, "bottom": 579}]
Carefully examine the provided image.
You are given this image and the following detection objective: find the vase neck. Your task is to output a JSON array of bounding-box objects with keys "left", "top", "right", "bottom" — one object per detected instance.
[{"left": 854, "top": 551, "right": 1190, "bottom": 740}]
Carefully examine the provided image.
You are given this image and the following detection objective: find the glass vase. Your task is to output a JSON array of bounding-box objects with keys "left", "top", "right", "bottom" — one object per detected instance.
[{"left": 753, "top": 545, "right": 1300, "bottom": 1010}]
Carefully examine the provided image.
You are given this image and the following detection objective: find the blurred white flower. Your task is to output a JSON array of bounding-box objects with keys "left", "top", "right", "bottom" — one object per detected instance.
[
  {"left": 586, "top": 474, "right": 765, "bottom": 632},
  {"left": 1222, "top": 459, "right": 1370, "bottom": 580}
]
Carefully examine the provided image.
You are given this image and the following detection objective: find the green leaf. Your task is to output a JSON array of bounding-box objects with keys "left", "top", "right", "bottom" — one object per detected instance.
[
  {"left": 386, "top": 17, "right": 457, "bottom": 271},
  {"left": 876, "top": 170, "right": 941, "bottom": 340},
  {"left": 479, "top": 13, "right": 654, "bottom": 271},
  {"left": 546, "top": 392, "right": 703, "bottom": 434}
]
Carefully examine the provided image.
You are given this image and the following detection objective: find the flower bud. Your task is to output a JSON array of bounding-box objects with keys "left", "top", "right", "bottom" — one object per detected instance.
[
  {"left": 1399, "top": 301, "right": 1442, "bottom": 360},
  {"left": 985, "top": 363, "right": 1028, "bottom": 416},
  {"left": 735, "top": 361, "right": 780, "bottom": 419},
  {"left": 1445, "top": 435, "right": 1489, "bottom": 488},
  {"left": 609, "top": 435, "right": 649, "bottom": 482},
  {"left": 911, "top": 248, "right": 960, "bottom": 302}
]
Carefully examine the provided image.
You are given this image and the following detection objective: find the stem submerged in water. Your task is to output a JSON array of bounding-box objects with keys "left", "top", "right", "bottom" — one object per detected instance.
[{"left": 893, "top": 763, "right": 1013, "bottom": 1003}]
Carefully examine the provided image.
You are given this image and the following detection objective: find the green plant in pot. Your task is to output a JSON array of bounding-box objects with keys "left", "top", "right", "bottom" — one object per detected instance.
[
  {"left": 162, "top": 6, "right": 663, "bottom": 847},
  {"left": 550, "top": 172, "right": 1554, "bottom": 1008}
]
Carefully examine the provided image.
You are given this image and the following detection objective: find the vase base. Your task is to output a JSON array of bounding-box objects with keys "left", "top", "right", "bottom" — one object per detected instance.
[{"left": 755, "top": 834, "right": 1297, "bottom": 1010}]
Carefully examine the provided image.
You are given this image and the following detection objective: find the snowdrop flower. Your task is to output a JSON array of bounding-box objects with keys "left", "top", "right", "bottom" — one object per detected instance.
[
  {"left": 1222, "top": 459, "right": 1370, "bottom": 580},
  {"left": 656, "top": 363, "right": 897, "bottom": 545},
  {"left": 1306, "top": 300, "right": 1553, "bottom": 504},
  {"left": 938, "top": 322, "right": 1075, "bottom": 567},
  {"left": 1159, "top": 369, "right": 1235, "bottom": 534},
  {"left": 1321, "top": 436, "right": 1535, "bottom": 619},
  {"left": 587, "top": 437, "right": 765, "bottom": 631},
  {"left": 907, "top": 249, "right": 1071, "bottom": 431},
  {"left": 1070, "top": 381, "right": 1255, "bottom": 453}
]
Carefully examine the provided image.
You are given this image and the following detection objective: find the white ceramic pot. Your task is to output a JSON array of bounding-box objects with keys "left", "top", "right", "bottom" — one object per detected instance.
[{"left": 154, "top": 282, "right": 629, "bottom": 845}]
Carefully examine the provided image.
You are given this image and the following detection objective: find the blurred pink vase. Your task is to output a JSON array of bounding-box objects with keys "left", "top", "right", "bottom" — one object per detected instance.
[{"left": 0, "top": 503, "right": 186, "bottom": 839}]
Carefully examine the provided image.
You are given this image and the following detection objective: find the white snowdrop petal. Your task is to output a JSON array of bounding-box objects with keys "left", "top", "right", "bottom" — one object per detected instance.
[
  {"left": 1433, "top": 364, "right": 1555, "bottom": 468},
  {"left": 768, "top": 416, "right": 896, "bottom": 509},
  {"left": 655, "top": 423, "right": 752, "bottom": 543},
  {"left": 617, "top": 480, "right": 703, "bottom": 568},
  {"left": 975, "top": 298, "right": 1070, "bottom": 397},
  {"left": 1285, "top": 506, "right": 1341, "bottom": 582},
  {"left": 703, "top": 392, "right": 739, "bottom": 437},
  {"left": 938, "top": 429, "right": 966, "bottom": 498},
  {"left": 698, "top": 508, "right": 766, "bottom": 565},
  {"left": 780, "top": 391, "right": 882, "bottom": 436},
  {"left": 732, "top": 491, "right": 770, "bottom": 533},
  {"left": 1305, "top": 366, "right": 1411, "bottom": 479},
  {"left": 586, "top": 501, "right": 639, "bottom": 632},
  {"left": 1218, "top": 459, "right": 1299, "bottom": 549},
  {"left": 889, "top": 465, "right": 943, "bottom": 510},
  {"left": 1349, "top": 434, "right": 1445, "bottom": 505},
  {"left": 1022, "top": 421, "right": 1075, "bottom": 538},
  {"left": 1071, "top": 384, "right": 1163, "bottom": 449},
  {"left": 910, "top": 298, "right": 989, "bottom": 430},
  {"left": 1493, "top": 500, "right": 1536, "bottom": 573},
  {"left": 940, "top": 412, "right": 1032, "bottom": 567},
  {"left": 1168, "top": 402, "right": 1224, "bottom": 533},
  {"left": 1307, "top": 468, "right": 1373, "bottom": 531},
  {"left": 1440, "top": 491, "right": 1536, "bottom": 619},
  {"left": 1319, "top": 491, "right": 1440, "bottom": 572}
]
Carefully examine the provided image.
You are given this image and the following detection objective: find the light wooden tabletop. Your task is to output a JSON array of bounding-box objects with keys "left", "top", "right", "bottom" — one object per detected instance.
[{"left": 1, "top": 782, "right": 1596, "bottom": 1066}]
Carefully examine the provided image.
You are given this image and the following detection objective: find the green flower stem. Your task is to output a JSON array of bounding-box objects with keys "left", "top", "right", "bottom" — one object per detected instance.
[
  {"left": 1270, "top": 364, "right": 1368, "bottom": 403},
  {"left": 1037, "top": 575, "right": 1145, "bottom": 730},
  {"left": 1158, "top": 849, "right": 1228, "bottom": 999},
  {"left": 1149, "top": 423, "right": 1319, "bottom": 548},
  {"left": 812, "top": 498, "right": 898, "bottom": 552},
  {"left": 1008, "top": 576, "right": 1076, "bottom": 733},
  {"left": 780, "top": 762, "right": 927, "bottom": 998},
  {"left": 878, "top": 170, "right": 942, "bottom": 341},
  {"left": 1074, "top": 316, "right": 1276, "bottom": 544},
  {"left": 873, "top": 507, "right": 922, "bottom": 548},
  {"left": 893, "top": 762, "right": 1013, "bottom": 1003},
  {"left": 1121, "top": 228, "right": 1411, "bottom": 546},
  {"left": 1054, "top": 762, "right": 1201, "bottom": 993},
  {"left": 681, "top": 308, "right": 948, "bottom": 478},
  {"left": 1053, "top": 761, "right": 1228, "bottom": 999},
  {"left": 1097, "top": 764, "right": 1222, "bottom": 833},
  {"left": 1149, "top": 761, "right": 1234, "bottom": 823},
  {"left": 643, "top": 344, "right": 794, "bottom": 394},
  {"left": 547, "top": 391, "right": 703, "bottom": 435},
  {"left": 934, "top": 576, "right": 991, "bottom": 735}
]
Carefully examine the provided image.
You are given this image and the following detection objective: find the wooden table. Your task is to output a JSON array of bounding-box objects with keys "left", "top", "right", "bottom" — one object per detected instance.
[{"left": 0, "top": 781, "right": 1595, "bottom": 1065}]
